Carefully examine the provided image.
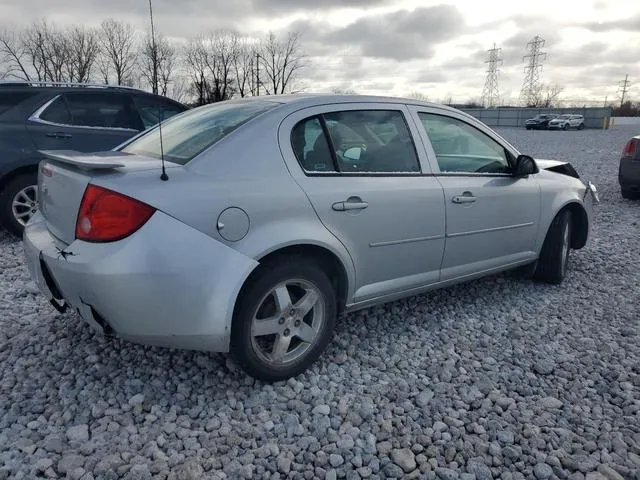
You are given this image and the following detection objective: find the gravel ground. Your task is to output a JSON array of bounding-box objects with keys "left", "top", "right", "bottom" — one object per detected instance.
[{"left": 1, "top": 125, "right": 639, "bottom": 480}]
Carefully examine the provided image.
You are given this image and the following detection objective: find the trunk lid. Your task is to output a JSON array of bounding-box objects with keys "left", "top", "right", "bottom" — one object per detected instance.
[{"left": 37, "top": 150, "right": 177, "bottom": 244}]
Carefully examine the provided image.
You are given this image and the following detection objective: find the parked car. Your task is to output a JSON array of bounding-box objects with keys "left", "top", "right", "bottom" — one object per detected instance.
[
  {"left": 618, "top": 134, "right": 640, "bottom": 199},
  {"left": 0, "top": 81, "right": 188, "bottom": 236},
  {"left": 549, "top": 114, "right": 585, "bottom": 130},
  {"left": 524, "top": 113, "right": 557, "bottom": 130},
  {"left": 23, "top": 94, "right": 599, "bottom": 381}
]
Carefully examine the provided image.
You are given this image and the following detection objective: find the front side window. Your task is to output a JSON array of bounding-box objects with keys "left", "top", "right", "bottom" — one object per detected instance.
[
  {"left": 419, "top": 112, "right": 511, "bottom": 174},
  {"left": 63, "top": 92, "right": 142, "bottom": 130},
  {"left": 291, "top": 110, "right": 420, "bottom": 174},
  {"left": 120, "top": 100, "right": 277, "bottom": 165}
]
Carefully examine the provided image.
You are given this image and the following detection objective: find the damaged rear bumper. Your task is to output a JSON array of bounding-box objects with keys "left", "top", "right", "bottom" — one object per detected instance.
[{"left": 23, "top": 211, "right": 259, "bottom": 353}]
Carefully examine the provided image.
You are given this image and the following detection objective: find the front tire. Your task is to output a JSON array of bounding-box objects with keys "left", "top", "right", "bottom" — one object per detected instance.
[
  {"left": 534, "top": 210, "right": 572, "bottom": 284},
  {"left": 0, "top": 172, "right": 39, "bottom": 237},
  {"left": 230, "top": 257, "right": 337, "bottom": 381}
]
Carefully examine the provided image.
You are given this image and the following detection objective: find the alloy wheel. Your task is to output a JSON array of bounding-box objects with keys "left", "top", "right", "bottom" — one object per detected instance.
[
  {"left": 250, "top": 279, "right": 325, "bottom": 366},
  {"left": 11, "top": 185, "right": 38, "bottom": 227}
]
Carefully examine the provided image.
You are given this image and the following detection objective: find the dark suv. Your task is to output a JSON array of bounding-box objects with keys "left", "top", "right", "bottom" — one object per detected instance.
[
  {"left": 524, "top": 113, "right": 558, "bottom": 130},
  {"left": 0, "top": 81, "right": 188, "bottom": 235}
]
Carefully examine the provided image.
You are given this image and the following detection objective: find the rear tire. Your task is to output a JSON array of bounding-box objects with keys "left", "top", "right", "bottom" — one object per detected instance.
[
  {"left": 578, "top": 123, "right": 585, "bottom": 130},
  {"left": 230, "top": 257, "right": 337, "bottom": 381},
  {"left": 534, "top": 210, "right": 572, "bottom": 284},
  {"left": 563, "top": 123, "right": 569, "bottom": 130},
  {"left": 0, "top": 172, "right": 39, "bottom": 237}
]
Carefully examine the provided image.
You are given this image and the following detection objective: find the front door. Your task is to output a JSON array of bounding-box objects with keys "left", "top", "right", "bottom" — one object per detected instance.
[
  {"left": 410, "top": 107, "right": 541, "bottom": 280},
  {"left": 281, "top": 104, "right": 446, "bottom": 302}
]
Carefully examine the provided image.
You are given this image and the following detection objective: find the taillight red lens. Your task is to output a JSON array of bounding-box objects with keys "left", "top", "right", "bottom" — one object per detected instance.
[
  {"left": 75, "top": 185, "right": 155, "bottom": 242},
  {"left": 622, "top": 139, "right": 637, "bottom": 158}
]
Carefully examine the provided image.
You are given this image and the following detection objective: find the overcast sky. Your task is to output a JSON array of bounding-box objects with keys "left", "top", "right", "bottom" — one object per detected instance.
[{"left": 1, "top": 0, "right": 639, "bottom": 103}]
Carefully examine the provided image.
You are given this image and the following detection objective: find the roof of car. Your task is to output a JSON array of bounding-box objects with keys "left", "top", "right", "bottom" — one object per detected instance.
[
  {"left": 0, "top": 80, "right": 144, "bottom": 92},
  {"left": 224, "top": 93, "right": 461, "bottom": 113}
]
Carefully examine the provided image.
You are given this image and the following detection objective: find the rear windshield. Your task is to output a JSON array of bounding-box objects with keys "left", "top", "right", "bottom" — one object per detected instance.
[
  {"left": 0, "top": 91, "right": 37, "bottom": 115},
  {"left": 119, "top": 100, "right": 278, "bottom": 165}
]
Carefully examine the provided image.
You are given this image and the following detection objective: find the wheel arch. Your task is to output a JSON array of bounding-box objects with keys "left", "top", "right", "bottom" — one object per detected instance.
[
  {"left": 233, "top": 243, "right": 352, "bottom": 324},
  {"left": 0, "top": 164, "right": 38, "bottom": 193},
  {"left": 563, "top": 202, "right": 589, "bottom": 249}
]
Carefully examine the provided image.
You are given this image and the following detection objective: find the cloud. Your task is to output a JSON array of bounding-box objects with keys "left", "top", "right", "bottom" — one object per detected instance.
[
  {"left": 252, "top": 0, "right": 392, "bottom": 14},
  {"left": 579, "top": 13, "right": 640, "bottom": 32}
]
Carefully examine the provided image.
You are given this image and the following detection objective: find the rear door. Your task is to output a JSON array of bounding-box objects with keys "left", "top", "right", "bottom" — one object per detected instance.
[
  {"left": 280, "top": 103, "right": 446, "bottom": 303},
  {"left": 408, "top": 106, "right": 540, "bottom": 280},
  {"left": 27, "top": 92, "right": 143, "bottom": 153}
]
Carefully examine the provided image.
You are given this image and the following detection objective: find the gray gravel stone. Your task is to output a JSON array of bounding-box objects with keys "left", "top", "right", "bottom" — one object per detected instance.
[
  {"left": 66, "top": 424, "right": 89, "bottom": 443},
  {"left": 390, "top": 448, "right": 416, "bottom": 473},
  {"left": 436, "top": 467, "right": 460, "bottom": 480},
  {"left": 466, "top": 459, "right": 492, "bottom": 480},
  {"left": 534, "top": 463, "right": 554, "bottom": 479},
  {"left": 533, "top": 358, "right": 556, "bottom": 375}
]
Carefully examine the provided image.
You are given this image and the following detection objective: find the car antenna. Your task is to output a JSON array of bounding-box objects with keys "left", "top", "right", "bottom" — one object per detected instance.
[
  {"left": 158, "top": 108, "right": 168, "bottom": 181},
  {"left": 148, "top": 0, "right": 168, "bottom": 181}
]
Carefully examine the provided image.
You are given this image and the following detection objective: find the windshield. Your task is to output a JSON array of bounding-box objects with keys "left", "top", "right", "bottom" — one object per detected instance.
[
  {"left": 119, "top": 100, "right": 278, "bottom": 165},
  {"left": 558, "top": 115, "right": 570, "bottom": 119}
]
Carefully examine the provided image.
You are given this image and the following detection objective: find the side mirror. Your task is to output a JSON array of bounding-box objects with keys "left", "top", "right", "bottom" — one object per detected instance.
[{"left": 513, "top": 154, "right": 539, "bottom": 177}]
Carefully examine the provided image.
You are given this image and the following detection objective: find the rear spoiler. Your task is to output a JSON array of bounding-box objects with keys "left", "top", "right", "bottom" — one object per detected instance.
[{"left": 39, "top": 150, "right": 126, "bottom": 170}]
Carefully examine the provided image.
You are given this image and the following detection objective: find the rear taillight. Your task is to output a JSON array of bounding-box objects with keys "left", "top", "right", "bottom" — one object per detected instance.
[
  {"left": 622, "top": 138, "right": 638, "bottom": 159},
  {"left": 75, "top": 185, "right": 155, "bottom": 242}
]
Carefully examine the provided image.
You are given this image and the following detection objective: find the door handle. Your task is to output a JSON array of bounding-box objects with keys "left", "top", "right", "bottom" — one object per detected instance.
[
  {"left": 332, "top": 197, "right": 369, "bottom": 211},
  {"left": 47, "top": 132, "right": 72, "bottom": 139},
  {"left": 452, "top": 192, "right": 476, "bottom": 204}
]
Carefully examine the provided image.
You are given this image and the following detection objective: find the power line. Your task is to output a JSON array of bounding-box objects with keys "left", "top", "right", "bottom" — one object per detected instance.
[
  {"left": 519, "top": 35, "right": 547, "bottom": 107},
  {"left": 618, "top": 74, "right": 630, "bottom": 107},
  {"left": 480, "top": 43, "right": 502, "bottom": 108}
]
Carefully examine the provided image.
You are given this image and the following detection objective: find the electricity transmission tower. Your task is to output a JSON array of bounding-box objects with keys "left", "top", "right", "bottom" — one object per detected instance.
[
  {"left": 481, "top": 43, "right": 502, "bottom": 108},
  {"left": 519, "top": 35, "right": 547, "bottom": 107},
  {"left": 618, "top": 74, "right": 631, "bottom": 107}
]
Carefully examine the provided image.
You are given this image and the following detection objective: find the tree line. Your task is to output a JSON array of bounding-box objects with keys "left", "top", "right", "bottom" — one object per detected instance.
[{"left": 0, "top": 19, "right": 307, "bottom": 105}]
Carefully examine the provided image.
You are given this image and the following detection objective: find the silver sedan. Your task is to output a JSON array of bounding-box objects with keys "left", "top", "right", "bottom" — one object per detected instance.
[{"left": 23, "top": 94, "right": 598, "bottom": 380}]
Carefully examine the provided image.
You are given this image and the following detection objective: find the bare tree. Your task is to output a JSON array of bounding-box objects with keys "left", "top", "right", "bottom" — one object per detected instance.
[
  {"left": 0, "top": 26, "right": 32, "bottom": 80},
  {"left": 184, "top": 35, "right": 210, "bottom": 105},
  {"left": 407, "top": 91, "right": 429, "bottom": 101},
  {"left": 99, "top": 18, "right": 138, "bottom": 85},
  {"left": 140, "top": 32, "right": 176, "bottom": 95},
  {"left": 65, "top": 26, "right": 100, "bottom": 82},
  {"left": 331, "top": 87, "right": 357, "bottom": 95},
  {"left": 184, "top": 30, "right": 237, "bottom": 104},
  {"left": 539, "top": 83, "right": 563, "bottom": 108},
  {"left": 205, "top": 30, "right": 237, "bottom": 101},
  {"left": 259, "top": 31, "right": 306, "bottom": 95},
  {"left": 232, "top": 35, "right": 258, "bottom": 97}
]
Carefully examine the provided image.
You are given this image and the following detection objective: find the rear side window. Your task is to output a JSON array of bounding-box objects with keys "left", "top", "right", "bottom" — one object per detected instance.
[
  {"left": 39, "top": 96, "right": 71, "bottom": 124},
  {"left": 120, "top": 100, "right": 277, "bottom": 165},
  {"left": 63, "top": 93, "right": 143, "bottom": 130},
  {"left": 291, "top": 110, "right": 420, "bottom": 174},
  {"left": 0, "top": 92, "right": 37, "bottom": 115},
  {"left": 291, "top": 117, "right": 335, "bottom": 172},
  {"left": 133, "top": 95, "right": 187, "bottom": 130}
]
